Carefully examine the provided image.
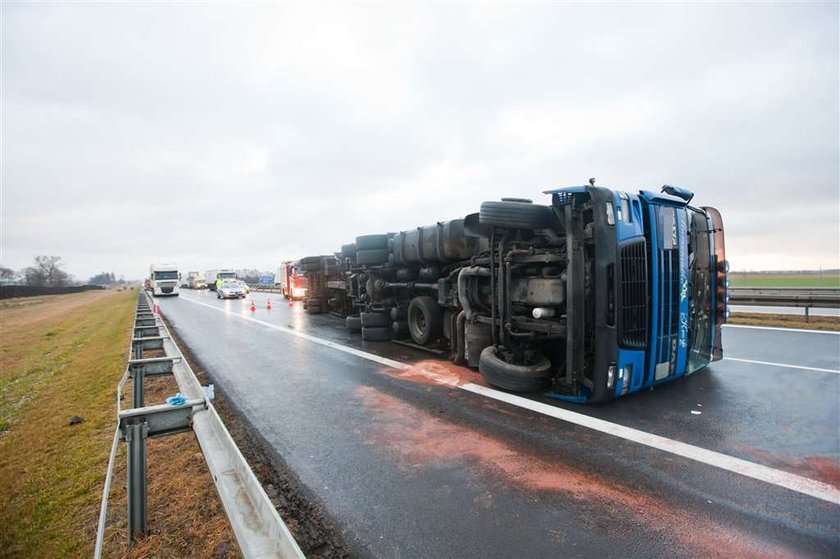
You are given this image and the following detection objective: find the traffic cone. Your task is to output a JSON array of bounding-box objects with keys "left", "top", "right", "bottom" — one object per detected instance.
[
  {"left": 250, "top": 300, "right": 256, "bottom": 312},
  {"left": 267, "top": 299, "right": 272, "bottom": 310}
]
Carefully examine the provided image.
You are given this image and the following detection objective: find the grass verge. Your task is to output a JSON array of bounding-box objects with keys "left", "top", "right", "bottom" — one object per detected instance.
[
  {"left": 728, "top": 312, "right": 839, "bottom": 331},
  {"left": 729, "top": 273, "right": 840, "bottom": 288},
  {"left": 0, "top": 290, "right": 238, "bottom": 558}
]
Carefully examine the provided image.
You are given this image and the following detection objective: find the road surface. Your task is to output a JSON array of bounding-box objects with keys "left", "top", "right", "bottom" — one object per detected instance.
[{"left": 156, "top": 289, "right": 840, "bottom": 558}]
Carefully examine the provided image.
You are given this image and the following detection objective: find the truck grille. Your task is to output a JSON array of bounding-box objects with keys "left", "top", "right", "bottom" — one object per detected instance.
[
  {"left": 618, "top": 239, "right": 647, "bottom": 348},
  {"left": 656, "top": 247, "right": 680, "bottom": 368}
]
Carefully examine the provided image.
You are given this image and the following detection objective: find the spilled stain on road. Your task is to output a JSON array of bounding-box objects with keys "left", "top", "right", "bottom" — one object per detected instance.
[
  {"left": 356, "top": 385, "right": 799, "bottom": 558},
  {"left": 387, "top": 359, "right": 486, "bottom": 387},
  {"left": 734, "top": 445, "right": 840, "bottom": 490}
]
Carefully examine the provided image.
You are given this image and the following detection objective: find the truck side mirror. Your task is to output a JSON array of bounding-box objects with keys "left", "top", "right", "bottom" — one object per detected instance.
[{"left": 661, "top": 185, "right": 694, "bottom": 204}]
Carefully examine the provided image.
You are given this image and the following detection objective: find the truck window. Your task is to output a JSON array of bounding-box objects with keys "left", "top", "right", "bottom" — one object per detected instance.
[{"left": 686, "top": 209, "right": 713, "bottom": 374}]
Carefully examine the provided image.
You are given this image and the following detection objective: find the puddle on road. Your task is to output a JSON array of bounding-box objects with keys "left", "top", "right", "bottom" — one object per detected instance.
[{"left": 355, "top": 385, "right": 800, "bottom": 558}]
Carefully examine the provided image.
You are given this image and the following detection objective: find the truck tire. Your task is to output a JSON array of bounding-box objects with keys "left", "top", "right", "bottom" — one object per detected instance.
[
  {"left": 361, "top": 311, "right": 389, "bottom": 328},
  {"left": 302, "top": 262, "right": 321, "bottom": 273},
  {"left": 478, "top": 346, "right": 552, "bottom": 392},
  {"left": 391, "top": 320, "right": 409, "bottom": 339},
  {"left": 362, "top": 326, "right": 390, "bottom": 342},
  {"left": 305, "top": 298, "right": 322, "bottom": 313},
  {"left": 346, "top": 315, "right": 362, "bottom": 332},
  {"left": 390, "top": 306, "right": 407, "bottom": 321},
  {"left": 355, "top": 234, "right": 388, "bottom": 250},
  {"left": 341, "top": 243, "right": 357, "bottom": 258},
  {"left": 479, "top": 200, "right": 554, "bottom": 230},
  {"left": 356, "top": 249, "right": 389, "bottom": 265},
  {"left": 407, "top": 296, "right": 442, "bottom": 346}
]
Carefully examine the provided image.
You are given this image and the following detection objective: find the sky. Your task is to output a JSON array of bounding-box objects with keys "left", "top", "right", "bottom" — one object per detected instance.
[{"left": 2, "top": 1, "right": 838, "bottom": 281}]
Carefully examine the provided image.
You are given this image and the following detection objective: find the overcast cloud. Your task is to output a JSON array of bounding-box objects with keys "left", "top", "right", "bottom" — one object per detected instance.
[{"left": 2, "top": 1, "right": 838, "bottom": 281}]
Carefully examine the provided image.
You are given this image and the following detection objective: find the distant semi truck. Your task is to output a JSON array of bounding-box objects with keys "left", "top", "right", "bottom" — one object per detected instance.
[
  {"left": 205, "top": 269, "right": 237, "bottom": 291},
  {"left": 187, "top": 271, "right": 207, "bottom": 289},
  {"left": 149, "top": 263, "right": 181, "bottom": 297}
]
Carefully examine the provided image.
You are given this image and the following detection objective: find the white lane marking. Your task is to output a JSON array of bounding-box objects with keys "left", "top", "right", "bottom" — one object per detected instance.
[
  {"left": 175, "top": 294, "right": 840, "bottom": 506},
  {"left": 723, "top": 357, "right": 840, "bottom": 374},
  {"left": 461, "top": 384, "right": 840, "bottom": 505},
  {"left": 178, "top": 296, "right": 410, "bottom": 371},
  {"left": 724, "top": 324, "right": 840, "bottom": 335}
]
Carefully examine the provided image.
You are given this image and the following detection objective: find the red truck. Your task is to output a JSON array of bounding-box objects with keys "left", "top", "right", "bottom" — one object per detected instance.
[{"left": 276, "top": 261, "right": 308, "bottom": 300}]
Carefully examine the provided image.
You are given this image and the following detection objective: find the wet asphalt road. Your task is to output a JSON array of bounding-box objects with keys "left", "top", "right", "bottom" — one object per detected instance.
[{"left": 158, "top": 289, "right": 840, "bottom": 558}]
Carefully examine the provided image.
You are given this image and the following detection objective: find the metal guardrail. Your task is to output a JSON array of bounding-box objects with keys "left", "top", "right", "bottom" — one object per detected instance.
[
  {"left": 729, "top": 287, "right": 840, "bottom": 320},
  {"left": 95, "top": 291, "right": 305, "bottom": 558},
  {"left": 248, "top": 284, "right": 283, "bottom": 293},
  {"left": 729, "top": 287, "right": 840, "bottom": 308}
]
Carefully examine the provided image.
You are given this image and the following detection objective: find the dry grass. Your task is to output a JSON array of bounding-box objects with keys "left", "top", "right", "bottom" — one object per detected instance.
[
  {"left": 0, "top": 290, "right": 239, "bottom": 559},
  {"left": 728, "top": 312, "right": 840, "bottom": 331}
]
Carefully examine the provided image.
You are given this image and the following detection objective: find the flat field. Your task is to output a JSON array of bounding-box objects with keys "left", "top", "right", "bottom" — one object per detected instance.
[
  {"left": 0, "top": 290, "right": 238, "bottom": 558},
  {"left": 729, "top": 272, "right": 840, "bottom": 288}
]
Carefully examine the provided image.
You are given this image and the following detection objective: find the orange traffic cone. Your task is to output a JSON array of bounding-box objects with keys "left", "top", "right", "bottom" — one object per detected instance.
[
  {"left": 250, "top": 300, "right": 256, "bottom": 312},
  {"left": 267, "top": 299, "right": 272, "bottom": 310}
]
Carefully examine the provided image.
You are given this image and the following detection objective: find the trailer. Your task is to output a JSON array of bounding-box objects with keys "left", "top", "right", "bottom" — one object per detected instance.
[{"left": 298, "top": 183, "right": 728, "bottom": 403}]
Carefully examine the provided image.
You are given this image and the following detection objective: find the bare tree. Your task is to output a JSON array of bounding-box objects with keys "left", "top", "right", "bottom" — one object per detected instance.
[
  {"left": 24, "top": 255, "right": 70, "bottom": 287},
  {"left": 0, "top": 266, "right": 15, "bottom": 280}
]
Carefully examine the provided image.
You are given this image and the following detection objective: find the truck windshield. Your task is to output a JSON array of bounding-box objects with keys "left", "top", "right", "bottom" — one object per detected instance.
[
  {"left": 219, "top": 273, "right": 236, "bottom": 279},
  {"left": 154, "top": 271, "right": 178, "bottom": 280},
  {"left": 686, "top": 209, "right": 713, "bottom": 373}
]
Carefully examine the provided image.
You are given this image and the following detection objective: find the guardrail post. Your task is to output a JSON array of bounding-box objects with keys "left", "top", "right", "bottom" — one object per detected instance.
[
  {"left": 133, "top": 340, "right": 143, "bottom": 360},
  {"left": 132, "top": 370, "right": 145, "bottom": 408},
  {"left": 805, "top": 306, "right": 810, "bottom": 323},
  {"left": 126, "top": 420, "right": 149, "bottom": 540}
]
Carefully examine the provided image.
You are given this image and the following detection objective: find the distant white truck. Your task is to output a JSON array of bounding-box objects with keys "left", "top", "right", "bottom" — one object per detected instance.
[
  {"left": 187, "top": 271, "right": 207, "bottom": 289},
  {"left": 205, "top": 269, "right": 237, "bottom": 291},
  {"left": 149, "top": 263, "right": 181, "bottom": 297}
]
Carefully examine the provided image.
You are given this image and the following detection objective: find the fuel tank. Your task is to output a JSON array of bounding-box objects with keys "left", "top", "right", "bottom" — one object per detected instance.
[{"left": 391, "top": 219, "right": 488, "bottom": 265}]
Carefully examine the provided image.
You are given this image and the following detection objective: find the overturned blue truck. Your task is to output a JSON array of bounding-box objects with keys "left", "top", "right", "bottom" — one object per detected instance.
[{"left": 298, "top": 183, "right": 728, "bottom": 403}]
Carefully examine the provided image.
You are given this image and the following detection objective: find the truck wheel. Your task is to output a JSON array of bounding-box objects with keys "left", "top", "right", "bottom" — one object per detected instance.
[
  {"left": 341, "top": 243, "right": 357, "bottom": 257},
  {"left": 346, "top": 316, "right": 362, "bottom": 332},
  {"left": 407, "top": 296, "right": 442, "bottom": 346},
  {"left": 302, "top": 262, "right": 321, "bottom": 273},
  {"left": 361, "top": 311, "right": 389, "bottom": 328},
  {"left": 479, "top": 200, "right": 554, "bottom": 230},
  {"left": 356, "top": 249, "right": 389, "bottom": 265},
  {"left": 355, "top": 234, "right": 388, "bottom": 250},
  {"left": 390, "top": 306, "right": 407, "bottom": 321},
  {"left": 391, "top": 320, "right": 409, "bottom": 339},
  {"left": 478, "top": 346, "right": 552, "bottom": 392},
  {"left": 362, "top": 326, "right": 390, "bottom": 342},
  {"left": 305, "top": 298, "right": 322, "bottom": 313}
]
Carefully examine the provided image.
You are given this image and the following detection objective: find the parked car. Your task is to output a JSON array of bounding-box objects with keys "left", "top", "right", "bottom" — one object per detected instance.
[{"left": 217, "top": 280, "right": 247, "bottom": 299}]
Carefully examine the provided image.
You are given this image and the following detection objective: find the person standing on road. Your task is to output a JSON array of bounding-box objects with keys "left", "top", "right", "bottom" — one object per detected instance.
[{"left": 216, "top": 277, "right": 223, "bottom": 291}]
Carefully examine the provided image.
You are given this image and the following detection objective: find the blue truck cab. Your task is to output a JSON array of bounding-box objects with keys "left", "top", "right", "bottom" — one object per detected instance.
[{"left": 543, "top": 184, "right": 728, "bottom": 402}]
